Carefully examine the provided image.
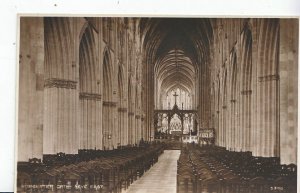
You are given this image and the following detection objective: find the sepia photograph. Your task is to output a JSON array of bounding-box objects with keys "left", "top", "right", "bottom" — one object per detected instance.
[{"left": 16, "top": 17, "right": 298, "bottom": 193}]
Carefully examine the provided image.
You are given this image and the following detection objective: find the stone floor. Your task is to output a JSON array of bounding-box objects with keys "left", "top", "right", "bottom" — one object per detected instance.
[{"left": 125, "top": 150, "right": 180, "bottom": 193}]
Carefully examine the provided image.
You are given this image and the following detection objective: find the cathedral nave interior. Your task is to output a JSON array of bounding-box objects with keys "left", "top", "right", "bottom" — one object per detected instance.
[{"left": 17, "top": 17, "right": 298, "bottom": 193}]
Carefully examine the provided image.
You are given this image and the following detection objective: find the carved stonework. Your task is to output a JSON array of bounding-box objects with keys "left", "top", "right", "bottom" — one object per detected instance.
[
  {"left": 79, "top": 92, "right": 101, "bottom": 101},
  {"left": 44, "top": 78, "right": 77, "bottom": 89},
  {"left": 118, "top": 107, "right": 127, "bottom": 112},
  {"left": 222, "top": 105, "right": 227, "bottom": 109},
  {"left": 230, "top": 99, "right": 236, "bottom": 103},
  {"left": 241, "top": 90, "right": 252, "bottom": 95},
  {"left": 135, "top": 115, "right": 141, "bottom": 119},
  {"left": 103, "top": 101, "right": 117, "bottom": 107},
  {"left": 258, "top": 74, "right": 279, "bottom": 82},
  {"left": 128, "top": 112, "right": 134, "bottom": 116}
]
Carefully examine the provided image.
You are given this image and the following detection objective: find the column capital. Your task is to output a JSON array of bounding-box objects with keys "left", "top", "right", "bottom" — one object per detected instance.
[
  {"left": 118, "top": 107, "right": 127, "bottom": 112},
  {"left": 79, "top": 92, "right": 101, "bottom": 101},
  {"left": 258, "top": 74, "right": 279, "bottom": 82},
  {"left": 103, "top": 101, "right": 117, "bottom": 107},
  {"left": 241, "top": 90, "right": 252, "bottom": 95},
  {"left": 44, "top": 78, "right": 77, "bottom": 89},
  {"left": 128, "top": 112, "right": 134, "bottom": 116}
]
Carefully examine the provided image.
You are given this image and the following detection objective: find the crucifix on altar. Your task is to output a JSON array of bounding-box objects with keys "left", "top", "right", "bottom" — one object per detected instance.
[{"left": 173, "top": 92, "right": 179, "bottom": 105}]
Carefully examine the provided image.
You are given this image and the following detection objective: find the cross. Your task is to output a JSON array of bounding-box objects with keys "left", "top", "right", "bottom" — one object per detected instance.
[{"left": 173, "top": 92, "right": 179, "bottom": 105}]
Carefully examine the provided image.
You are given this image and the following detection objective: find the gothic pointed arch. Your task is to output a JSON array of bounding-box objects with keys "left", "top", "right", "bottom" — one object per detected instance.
[
  {"left": 117, "top": 64, "right": 127, "bottom": 146},
  {"left": 127, "top": 75, "right": 135, "bottom": 144},
  {"left": 240, "top": 26, "right": 253, "bottom": 151},
  {"left": 102, "top": 47, "right": 114, "bottom": 149},
  {"left": 103, "top": 48, "right": 113, "bottom": 101},
  {"left": 78, "top": 24, "right": 102, "bottom": 149},
  {"left": 118, "top": 65, "right": 125, "bottom": 105}
]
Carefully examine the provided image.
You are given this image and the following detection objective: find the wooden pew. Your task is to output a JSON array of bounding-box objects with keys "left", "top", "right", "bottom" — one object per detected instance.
[{"left": 17, "top": 143, "right": 165, "bottom": 193}]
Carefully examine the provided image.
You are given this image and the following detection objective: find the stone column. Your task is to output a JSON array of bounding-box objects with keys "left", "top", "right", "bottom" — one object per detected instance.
[
  {"left": 215, "top": 110, "right": 220, "bottom": 146},
  {"left": 250, "top": 19, "right": 260, "bottom": 156},
  {"left": 79, "top": 93, "right": 102, "bottom": 149},
  {"left": 112, "top": 104, "right": 118, "bottom": 149},
  {"left": 102, "top": 102, "right": 117, "bottom": 149},
  {"left": 222, "top": 105, "right": 228, "bottom": 149},
  {"left": 124, "top": 108, "right": 129, "bottom": 145},
  {"left": 240, "top": 90, "right": 252, "bottom": 151},
  {"left": 128, "top": 112, "right": 135, "bottom": 145},
  {"left": 43, "top": 18, "right": 79, "bottom": 155},
  {"left": 118, "top": 107, "right": 127, "bottom": 146},
  {"left": 257, "top": 74, "right": 279, "bottom": 157},
  {"left": 253, "top": 19, "right": 280, "bottom": 157},
  {"left": 229, "top": 99, "right": 237, "bottom": 151},
  {"left": 43, "top": 80, "right": 79, "bottom": 154},
  {"left": 102, "top": 102, "right": 109, "bottom": 149},
  {"left": 135, "top": 115, "right": 141, "bottom": 144},
  {"left": 141, "top": 116, "right": 144, "bottom": 140}
]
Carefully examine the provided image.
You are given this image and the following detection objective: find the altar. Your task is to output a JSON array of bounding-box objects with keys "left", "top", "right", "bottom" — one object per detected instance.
[{"left": 154, "top": 92, "right": 198, "bottom": 140}]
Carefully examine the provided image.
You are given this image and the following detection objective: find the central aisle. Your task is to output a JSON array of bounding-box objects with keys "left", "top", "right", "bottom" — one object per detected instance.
[{"left": 126, "top": 150, "right": 181, "bottom": 193}]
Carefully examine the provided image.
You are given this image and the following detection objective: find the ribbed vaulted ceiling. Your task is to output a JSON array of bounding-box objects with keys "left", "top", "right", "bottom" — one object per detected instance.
[
  {"left": 156, "top": 49, "right": 195, "bottom": 93},
  {"left": 140, "top": 18, "right": 213, "bottom": 108}
]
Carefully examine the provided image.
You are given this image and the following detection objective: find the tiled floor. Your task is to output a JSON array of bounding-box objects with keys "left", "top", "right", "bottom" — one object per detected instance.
[{"left": 125, "top": 150, "right": 180, "bottom": 193}]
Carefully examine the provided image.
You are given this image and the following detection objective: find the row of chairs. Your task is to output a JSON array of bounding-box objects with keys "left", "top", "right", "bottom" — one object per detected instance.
[
  {"left": 17, "top": 144, "right": 164, "bottom": 193},
  {"left": 177, "top": 145, "right": 297, "bottom": 193}
]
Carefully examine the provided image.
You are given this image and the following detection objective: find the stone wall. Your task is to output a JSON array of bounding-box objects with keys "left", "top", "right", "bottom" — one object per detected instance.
[
  {"left": 279, "top": 19, "right": 298, "bottom": 164},
  {"left": 18, "top": 17, "right": 44, "bottom": 161}
]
